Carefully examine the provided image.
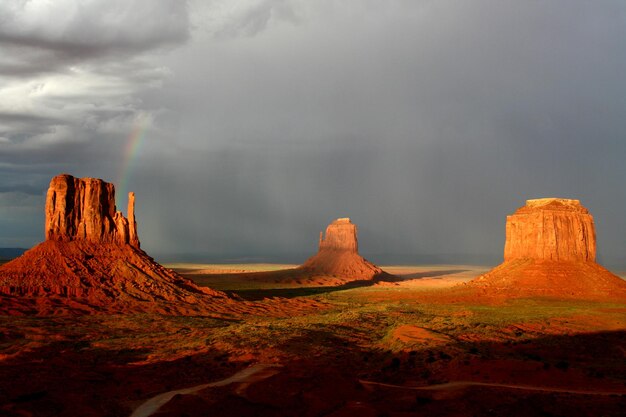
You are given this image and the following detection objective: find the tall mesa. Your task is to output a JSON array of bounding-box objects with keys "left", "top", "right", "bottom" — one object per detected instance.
[
  {"left": 503, "top": 198, "right": 595, "bottom": 262},
  {"left": 45, "top": 174, "right": 140, "bottom": 247},
  {"left": 468, "top": 198, "right": 626, "bottom": 300}
]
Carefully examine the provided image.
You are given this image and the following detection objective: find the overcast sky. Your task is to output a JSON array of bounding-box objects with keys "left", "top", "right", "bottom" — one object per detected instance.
[{"left": 1, "top": 0, "right": 625, "bottom": 265}]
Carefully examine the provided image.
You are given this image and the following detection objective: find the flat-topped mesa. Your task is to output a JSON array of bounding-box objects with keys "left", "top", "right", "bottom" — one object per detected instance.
[
  {"left": 318, "top": 218, "right": 358, "bottom": 252},
  {"left": 45, "top": 174, "right": 140, "bottom": 247},
  {"left": 465, "top": 197, "right": 626, "bottom": 301},
  {"left": 503, "top": 198, "right": 596, "bottom": 262}
]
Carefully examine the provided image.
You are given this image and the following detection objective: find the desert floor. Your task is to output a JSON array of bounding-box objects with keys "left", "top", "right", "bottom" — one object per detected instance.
[{"left": 1, "top": 264, "right": 626, "bottom": 416}]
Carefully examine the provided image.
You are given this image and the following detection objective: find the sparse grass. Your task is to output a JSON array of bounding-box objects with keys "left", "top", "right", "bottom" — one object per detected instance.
[{"left": 2, "top": 285, "right": 623, "bottom": 364}]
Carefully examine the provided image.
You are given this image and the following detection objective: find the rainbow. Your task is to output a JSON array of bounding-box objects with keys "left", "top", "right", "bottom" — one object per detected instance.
[{"left": 117, "top": 112, "right": 150, "bottom": 204}]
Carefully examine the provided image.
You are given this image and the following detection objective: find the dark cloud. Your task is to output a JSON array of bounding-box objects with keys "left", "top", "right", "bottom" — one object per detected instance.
[
  {"left": 0, "top": 112, "right": 64, "bottom": 137},
  {"left": 0, "top": 1, "right": 188, "bottom": 178},
  {"left": 2, "top": 1, "right": 626, "bottom": 267}
]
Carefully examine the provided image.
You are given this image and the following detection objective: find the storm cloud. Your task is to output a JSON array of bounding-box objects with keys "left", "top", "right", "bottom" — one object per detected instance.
[{"left": 1, "top": 0, "right": 626, "bottom": 267}]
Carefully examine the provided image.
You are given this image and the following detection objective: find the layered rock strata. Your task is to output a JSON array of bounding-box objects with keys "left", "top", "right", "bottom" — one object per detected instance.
[
  {"left": 45, "top": 174, "right": 140, "bottom": 247},
  {"left": 503, "top": 198, "right": 595, "bottom": 262},
  {"left": 468, "top": 198, "right": 626, "bottom": 300},
  {"left": 318, "top": 218, "right": 359, "bottom": 252}
]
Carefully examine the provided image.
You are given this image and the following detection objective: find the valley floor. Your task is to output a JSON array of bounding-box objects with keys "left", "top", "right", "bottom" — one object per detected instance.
[{"left": 1, "top": 264, "right": 625, "bottom": 416}]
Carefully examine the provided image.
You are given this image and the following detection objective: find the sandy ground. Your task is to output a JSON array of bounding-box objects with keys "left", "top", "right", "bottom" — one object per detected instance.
[
  {"left": 164, "top": 263, "right": 299, "bottom": 274},
  {"left": 378, "top": 265, "right": 490, "bottom": 288},
  {"left": 171, "top": 263, "right": 491, "bottom": 292}
]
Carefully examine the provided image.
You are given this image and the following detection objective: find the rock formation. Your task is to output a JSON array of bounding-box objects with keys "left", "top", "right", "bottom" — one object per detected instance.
[
  {"left": 0, "top": 174, "right": 228, "bottom": 315},
  {"left": 503, "top": 198, "right": 595, "bottom": 262},
  {"left": 468, "top": 198, "right": 626, "bottom": 300},
  {"left": 318, "top": 218, "right": 359, "bottom": 252},
  {"left": 45, "top": 174, "right": 139, "bottom": 246},
  {"left": 299, "top": 218, "right": 385, "bottom": 283}
]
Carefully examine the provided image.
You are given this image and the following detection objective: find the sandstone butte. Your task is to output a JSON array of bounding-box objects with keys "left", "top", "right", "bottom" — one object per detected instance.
[
  {"left": 299, "top": 218, "right": 386, "bottom": 282},
  {"left": 468, "top": 198, "right": 626, "bottom": 300},
  {"left": 0, "top": 174, "right": 230, "bottom": 315}
]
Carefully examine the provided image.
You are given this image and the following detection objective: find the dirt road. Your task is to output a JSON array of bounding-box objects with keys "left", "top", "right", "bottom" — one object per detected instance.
[
  {"left": 129, "top": 363, "right": 281, "bottom": 417},
  {"left": 360, "top": 379, "right": 626, "bottom": 396}
]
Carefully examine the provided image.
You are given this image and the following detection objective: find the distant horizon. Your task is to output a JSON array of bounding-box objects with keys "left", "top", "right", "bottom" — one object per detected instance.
[{"left": 4, "top": 245, "right": 626, "bottom": 271}]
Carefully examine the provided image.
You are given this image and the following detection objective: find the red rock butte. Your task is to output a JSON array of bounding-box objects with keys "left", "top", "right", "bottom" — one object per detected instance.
[
  {"left": 45, "top": 174, "right": 140, "bottom": 247},
  {"left": 504, "top": 198, "right": 595, "bottom": 262},
  {"left": 299, "top": 218, "right": 385, "bottom": 281},
  {"left": 468, "top": 198, "right": 626, "bottom": 300},
  {"left": 0, "top": 174, "right": 228, "bottom": 315}
]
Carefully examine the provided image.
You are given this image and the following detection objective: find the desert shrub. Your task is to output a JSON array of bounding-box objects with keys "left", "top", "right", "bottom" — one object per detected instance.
[{"left": 390, "top": 357, "right": 401, "bottom": 369}]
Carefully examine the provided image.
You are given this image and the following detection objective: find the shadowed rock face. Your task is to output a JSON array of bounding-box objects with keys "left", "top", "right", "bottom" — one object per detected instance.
[
  {"left": 468, "top": 198, "right": 626, "bottom": 300},
  {"left": 300, "top": 218, "right": 383, "bottom": 281},
  {"left": 504, "top": 198, "right": 595, "bottom": 262},
  {"left": 45, "top": 174, "right": 140, "bottom": 247}
]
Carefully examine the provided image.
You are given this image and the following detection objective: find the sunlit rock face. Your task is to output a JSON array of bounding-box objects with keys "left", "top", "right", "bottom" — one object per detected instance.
[
  {"left": 0, "top": 173, "right": 228, "bottom": 314},
  {"left": 45, "top": 174, "right": 140, "bottom": 247},
  {"left": 300, "top": 218, "right": 383, "bottom": 280},
  {"left": 468, "top": 198, "right": 626, "bottom": 301},
  {"left": 503, "top": 198, "right": 595, "bottom": 262},
  {"left": 318, "top": 218, "right": 359, "bottom": 252}
]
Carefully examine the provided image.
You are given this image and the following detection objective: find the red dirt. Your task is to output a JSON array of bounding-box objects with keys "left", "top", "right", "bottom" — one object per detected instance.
[
  {"left": 465, "top": 259, "right": 626, "bottom": 301},
  {"left": 0, "top": 240, "right": 234, "bottom": 315},
  {"left": 391, "top": 325, "right": 451, "bottom": 344}
]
